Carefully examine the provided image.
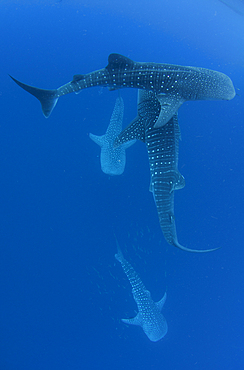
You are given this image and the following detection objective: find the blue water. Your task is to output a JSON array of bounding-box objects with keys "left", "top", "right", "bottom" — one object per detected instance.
[{"left": 0, "top": 0, "right": 244, "bottom": 369}]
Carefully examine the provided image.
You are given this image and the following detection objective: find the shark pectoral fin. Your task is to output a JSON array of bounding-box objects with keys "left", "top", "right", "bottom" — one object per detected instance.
[
  {"left": 174, "top": 173, "right": 185, "bottom": 190},
  {"left": 9, "top": 75, "right": 58, "bottom": 118},
  {"left": 113, "top": 116, "right": 145, "bottom": 148},
  {"left": 154, "top": 95, "right": 185, "bottom": 128},
  {"left": 122, "top": 139, "right": 136, "bottom": 150},
  {"left": 89, "top": 133, "right": 105, "bottom": 147},
  {"left": 156, "top": 292, "right": 167, "bottom": 311},
  {"left": 122, "top": 313, "right": 142, "bottom": 326}
]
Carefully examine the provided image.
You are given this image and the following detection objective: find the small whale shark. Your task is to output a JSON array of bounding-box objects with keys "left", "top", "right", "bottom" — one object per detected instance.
[
  {"left": 115, "top": 245, "right": 168, "bottom": 342},
  {"left": 219, "top": 0, "right": 244, "bottom": 15},
  {"left": 114, "top": 90, "right": 218, "bottom": 253},
  {"left": 10, "top": 53, "right": 235, "bottom": 122},
  {"left": 89, "top": 96, "right": 135, "bottom": 175}
]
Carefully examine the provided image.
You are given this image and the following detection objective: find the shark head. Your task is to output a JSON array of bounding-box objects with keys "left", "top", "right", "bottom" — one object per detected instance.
[{"left": 142, "top": 318, "right": 168, "bottom": 342}]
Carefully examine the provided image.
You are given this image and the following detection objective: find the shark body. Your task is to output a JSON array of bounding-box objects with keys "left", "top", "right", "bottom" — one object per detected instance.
[
  {"left": 89, "top": 96, "right": 135, "bottom": 175},
  {"left": 10, "top": 54, "right": 235, "bottom": 123},
  {"left": 115, "top": 247, "right": 167, "bottom": 342},
  {"left": 114, "top": 90, "right": 218, "bottom": 253}
]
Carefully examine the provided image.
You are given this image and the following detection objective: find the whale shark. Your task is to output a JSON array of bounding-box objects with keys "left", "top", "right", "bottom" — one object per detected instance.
[
  {"left": 219, "top": 0, "right": 244, "bottom": 14},
  {"left": 115, "top": 245, "right": 168, "bottom": 342},
  {"left": 10, "top": 53, "right": 235, "bottom": 123},
  {"left": 114, "top": 90, "right": 218, "bottom": 253},
  {"left": 89, "top": 96, "right": 135, "bottom": 175}
]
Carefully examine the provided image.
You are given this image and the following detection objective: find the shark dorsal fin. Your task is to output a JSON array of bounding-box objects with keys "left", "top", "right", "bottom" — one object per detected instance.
[
  {"left": 72, "top": 74, "right": 85, "bottom": 82},
  {"left": 106, "top": 54, "right": 134, "bottom": 71}
]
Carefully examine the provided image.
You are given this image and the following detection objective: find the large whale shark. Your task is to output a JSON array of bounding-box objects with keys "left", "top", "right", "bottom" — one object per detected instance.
[
  {"left": 114, "top": 90, "right": 218, "bottom": 253},
  {"left": 89, "top": 96, "right": 135, "bottom": 175},
  {"left": 10, "top": 53, "right": 235, "bottom": 124},
  {"left": 115, "top": 245, "right": 168, "bottom": 342}
]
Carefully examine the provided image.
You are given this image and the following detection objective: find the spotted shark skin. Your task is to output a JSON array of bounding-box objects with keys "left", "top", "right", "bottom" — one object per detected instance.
[
  {"left": 89, "top": 96, "right": 135, "bottom": 175},
  {"left": 114, "top": 90, "right": 218, "bottom": 253},
  {"left": 115, "top": 246, "right": 167, "bottom": 342},
  {"left": 10, "top": 53, "right": 235, "bottom": 122}
]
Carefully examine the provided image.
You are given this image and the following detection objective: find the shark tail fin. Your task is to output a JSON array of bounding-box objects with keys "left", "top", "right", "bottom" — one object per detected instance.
[
  {"left": 9, "top": 75, "right": 58, "bottom": 118},
  {"left": 173, "top": 239, "right": 220, "bottom": 253},
  {"left": 114, "top": 235, "right": 124, "bottom": 263}
]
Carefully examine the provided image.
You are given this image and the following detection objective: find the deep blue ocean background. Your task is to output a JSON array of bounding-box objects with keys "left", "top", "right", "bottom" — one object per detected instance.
[{"left": 0, "top": 1, "right": 244, "bottom": 369}]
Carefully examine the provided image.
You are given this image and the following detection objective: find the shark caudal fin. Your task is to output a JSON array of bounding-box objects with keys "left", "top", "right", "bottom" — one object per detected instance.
[
  {"left": 9, "top": 75, "right": 58, "bottom": 118},
  {"left": 173, "top": 238, "right": 220, "bottom": 253},
  {"left": 114, "top": 235, "right": 125, "bottom": 263}
]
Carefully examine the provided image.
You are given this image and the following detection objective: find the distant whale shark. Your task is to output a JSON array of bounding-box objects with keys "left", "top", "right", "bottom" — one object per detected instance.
[
  {"left": 89, "top": 96, "right": 135, "bottom": 175},
  {"left": 219, "top": 0, "right": 244, "bottom": 14},
  {"left": 10, "top": 53, "right": 235, "bottom": 123},
  {"left": 115, "top": 245, "right": 168, "bottom": 342},
  {"left": 114, "top": 90, "right": 218, "bottom": 253}
]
